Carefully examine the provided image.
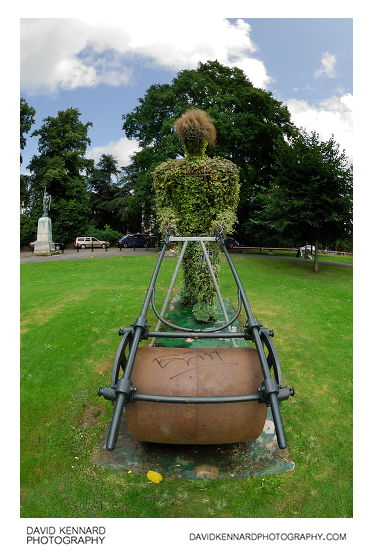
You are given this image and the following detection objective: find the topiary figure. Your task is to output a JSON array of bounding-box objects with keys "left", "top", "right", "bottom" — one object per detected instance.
[{"left": 152, "top": 108, "right": 240, "bottom": 322}]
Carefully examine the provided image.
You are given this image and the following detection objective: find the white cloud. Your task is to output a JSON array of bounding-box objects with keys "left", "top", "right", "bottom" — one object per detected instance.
[
  {"left": 314, "top": 51, "right": 337, "bottom": 78},
  {"left": 232, "top": 56, "right": 270, "bottom": 89},
  {"left": 53, "top": 58, "right": 97, "bottom": 90},
  {"left": 20, "top": 19, "right": 134, "bottom": 93},
  {"left": 86, "top": 137, "right": 140, "bottom": 169},
  {"left": 286, "top": 93, "right": 353, "bottom": 160},
  {"left": 20, "top": 18, "right": 271, "bottom": 94}
]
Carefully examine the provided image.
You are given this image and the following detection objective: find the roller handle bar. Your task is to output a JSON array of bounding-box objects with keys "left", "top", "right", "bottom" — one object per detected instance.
[
  {"left": 216, "top": 229, "right": 289, "bottom": 450},
  {"left": 105, "top": 233, "right": 172, "bottom": 449}
]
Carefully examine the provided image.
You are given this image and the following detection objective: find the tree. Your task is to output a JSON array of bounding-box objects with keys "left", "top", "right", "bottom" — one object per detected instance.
[
  {"left": 20, "top": 97, "right": 35, "bottom": 165},
  {"left": 264, "top": 129, "right": 353, "bottom": 272},
  {"left": 87, "top": 153, "right": 142, "bottom": 233},
  {"left": 26, "top": 108, "right": 93, "bottom": 243},
  {"left": 20, "top": 98, "right": 36, "bottom": 215},
  {"left": 88, "top": 154, "right": 121, "bottom": 230},
  {"left": 121, "top": 60, "right": 294, "bottom": 237}
]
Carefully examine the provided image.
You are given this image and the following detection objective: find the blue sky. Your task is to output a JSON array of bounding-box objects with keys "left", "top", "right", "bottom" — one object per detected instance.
[{"left": 20, "top": 17, "right": 353, "bottom": 172}]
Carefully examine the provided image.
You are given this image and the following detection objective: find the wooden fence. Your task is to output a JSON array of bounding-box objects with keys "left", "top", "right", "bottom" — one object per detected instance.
[{"left": 234, "top": 246, "right": 353, "bottom": 256}]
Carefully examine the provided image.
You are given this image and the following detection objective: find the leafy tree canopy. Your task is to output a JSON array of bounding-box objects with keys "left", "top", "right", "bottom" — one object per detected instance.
[
  {"left": 25, "top": 108, "right": 93, "bottom": 242},
  {"left": 20, "top": 97, "right": 35, "bottom": 164},
  {"left": 89, "top": 154, "right": 121, "bottom": 191},
  {"left": 88, "top": 153, "right": 123, "bottom": 231},
  {"left": 121, "top": 60, "right": 294, "bottom": 236},
  {"left": 263, "top": 128, "right": 353, "bottom": 267}
]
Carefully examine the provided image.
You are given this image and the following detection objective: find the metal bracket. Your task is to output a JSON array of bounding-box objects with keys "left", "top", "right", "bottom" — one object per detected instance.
[
  {"left": 260, "top": 327, "right": 275, "bottom": 338},
  {"left": 258, "top": 377, "right": 279, "bottom": 404},
  {"left": 97, "top": 379, "right": 137, "bottom": 404},
  {"left": 118, "top": 326, "right": 134, "bottom": 336},
  {"left": 258, "top": 385, "right": 295, "bottom": 404},
  {"left": 116, "top": 378, "right": 136, "bottom": 402},
  {"left": 97, "top": 386, "right": 116, "bottom": 402},
  {"left": 244, "top": 317, "right": 262, "bottom": 340},
  {"left": 131, "top": 316, "right": 150, "bottom": 340}
]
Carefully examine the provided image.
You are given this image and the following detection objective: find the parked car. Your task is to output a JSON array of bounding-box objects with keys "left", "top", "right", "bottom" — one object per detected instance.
[
  {"left": 29, "top": 241, "right": 64, "bottom": 251},
  {"left": 225, "top": 236, "right": 239, "bottom": 249},
  {"left": 117, "top": 233, "right": 150, "bottom": 248},
  {"left": 75, "top": 237, "right": 110, "bottom": 249}
]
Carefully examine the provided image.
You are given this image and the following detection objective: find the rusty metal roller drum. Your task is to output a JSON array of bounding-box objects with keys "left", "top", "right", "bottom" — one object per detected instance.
[{"left": 126, "top": 347, "right": 267, "bottom": 445}]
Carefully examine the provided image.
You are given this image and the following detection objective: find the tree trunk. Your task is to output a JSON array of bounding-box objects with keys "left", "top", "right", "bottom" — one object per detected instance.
[{"left": 313, "top": 240, "right": 319, "bottom": 273}]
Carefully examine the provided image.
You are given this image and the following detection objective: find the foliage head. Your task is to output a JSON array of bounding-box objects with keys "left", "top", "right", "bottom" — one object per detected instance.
[{"left": 174, "top": 108, "right": 216, "bottom": 156}]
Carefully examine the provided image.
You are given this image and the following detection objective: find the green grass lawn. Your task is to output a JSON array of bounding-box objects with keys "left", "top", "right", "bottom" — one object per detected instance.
[
  {"left": 20, "top": 254, "right": 352, "bottom": 518},
  {"left": 236, "top": 249, "right": 353, "bottom": 264}
]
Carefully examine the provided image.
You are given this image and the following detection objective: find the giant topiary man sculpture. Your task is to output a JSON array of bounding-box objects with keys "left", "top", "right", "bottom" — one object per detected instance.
[{"left": 153, "top": 108, "right": 240, "bottom": 322}]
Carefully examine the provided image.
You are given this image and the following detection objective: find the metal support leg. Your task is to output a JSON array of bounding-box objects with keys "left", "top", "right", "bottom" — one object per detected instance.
[
  {"left": 200, "top": 240, "right": 237, "bottom": 347},
  {"left": 105, "top": 232, "right": 173, "bottom": 450},
  {"left": 150, "top": 240, "right": 188, "bottom": 346},
  {"left": 216, "top": 232, "right": 288, "bottom": 448}
]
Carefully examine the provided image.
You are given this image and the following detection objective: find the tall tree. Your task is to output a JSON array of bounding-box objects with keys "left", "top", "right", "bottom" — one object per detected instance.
[
  {"left": 20, "top": 98, "right": 36, "bottom": 213},
  {"left": 20, "top": 97, "right": 35, "bottom": 165},
  {"left": 26, "top": 108, "right": 93, "bottom": 243},
  {"left": 121, "top": 60, "right": 294, "bottom": 237},
  {"left": 88, "top": 154, "right": 121, "bottom": 229},
  {"left": 265, "top": 129, "right": 353, "bottom": 272},
  {"left": 87, "top": 153, "right": 140, "bottom": 233}
]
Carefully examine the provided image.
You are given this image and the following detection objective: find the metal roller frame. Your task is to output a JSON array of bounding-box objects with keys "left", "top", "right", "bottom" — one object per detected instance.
[{"left": 98, "top": 228, "right": 294, "bottom": 451}]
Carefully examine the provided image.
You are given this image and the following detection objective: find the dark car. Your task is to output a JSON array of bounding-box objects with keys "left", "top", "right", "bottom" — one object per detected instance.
[
  {"left": 225, "top": 236, "right": 239, "bottom": 249},
  {"left": 117, "top": 233, "right": 150, "bottom": 248},
  {"left": 29, "top": 241, "right": 64, "bottom": 251}
]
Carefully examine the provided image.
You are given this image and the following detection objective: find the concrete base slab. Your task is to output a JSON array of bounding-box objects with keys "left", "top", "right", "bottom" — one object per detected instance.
[
  {"left": 94, "top": 409, "right": 294, "bottom": 479},
  {"left": 95, "top": 297, "right": 294, "bottom": 479}
]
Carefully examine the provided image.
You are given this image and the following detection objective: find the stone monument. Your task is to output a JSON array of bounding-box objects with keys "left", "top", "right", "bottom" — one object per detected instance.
[{"left": 33, "top": 188, "right": 56, "bottom": 255}]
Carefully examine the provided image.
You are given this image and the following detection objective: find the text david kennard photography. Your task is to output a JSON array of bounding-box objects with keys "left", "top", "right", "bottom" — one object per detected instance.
[{"left": 26, "top": 526, "right": 106, "bottom": 545}]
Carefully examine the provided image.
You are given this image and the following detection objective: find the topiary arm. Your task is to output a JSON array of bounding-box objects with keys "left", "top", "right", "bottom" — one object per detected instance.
[
  {"left": 209, "top": 209, "right": 238, "bottom": 235},
  {"left": 156, "top": 206, "right": 180, "bottom": 235},
  {"left": 152, "top": 161, "right": 180, "bottom": 234},
  {"left": 206, "top": 158, "right": 240, "bottom": 235}
]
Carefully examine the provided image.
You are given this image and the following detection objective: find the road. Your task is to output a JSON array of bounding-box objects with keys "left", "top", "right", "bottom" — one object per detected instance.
[
  {"left": 20, "top": 247, "right": 352, "bottom": 268},
  {"left": 20, "top": 247, "right": 158, "bottom": 264}
]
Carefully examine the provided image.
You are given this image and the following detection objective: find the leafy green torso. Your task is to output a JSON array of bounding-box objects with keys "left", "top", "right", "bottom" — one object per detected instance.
[{"left": 153, "top": 156, "right": 240, "bottom": 235}]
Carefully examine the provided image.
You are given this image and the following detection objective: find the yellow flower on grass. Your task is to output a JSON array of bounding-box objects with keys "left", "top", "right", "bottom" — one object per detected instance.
[{"left": 147, "top": 470, "right": 163, "bottom": 484}]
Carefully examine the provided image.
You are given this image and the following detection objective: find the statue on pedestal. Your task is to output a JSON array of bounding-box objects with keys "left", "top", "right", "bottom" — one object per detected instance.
[
  {"left": 153, "top": 109, "right": 240, "bottom": 322},
  {"left": 33, "top": 187, "right": 55, "bottom": 255},
  {"left": 42, "top": 188, "right": 52, "bottom": 217}
]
